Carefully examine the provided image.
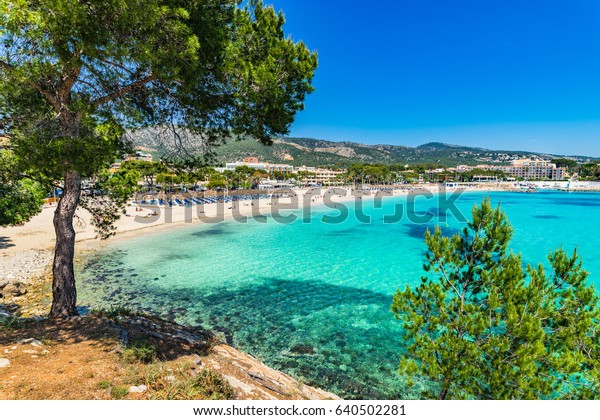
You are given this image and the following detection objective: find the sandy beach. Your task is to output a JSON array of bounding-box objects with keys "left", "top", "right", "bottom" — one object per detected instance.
[
  {"left": 0, "top": 183, "right": 526, "bottom": 284},
  {"left": 1, "top": 187, "right": 404, "bottom": 255}
]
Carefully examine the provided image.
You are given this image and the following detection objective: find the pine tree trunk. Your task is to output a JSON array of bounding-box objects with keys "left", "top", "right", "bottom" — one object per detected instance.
[
  {"left": 49, "top": 171, "right": 82, "bottom": 317},
  {"left": 438, "top": 382, "right": 450, "bottom": 400}
]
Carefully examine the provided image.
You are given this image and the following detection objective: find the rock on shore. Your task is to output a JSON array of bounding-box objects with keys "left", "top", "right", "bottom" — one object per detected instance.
[{"left": 0, "top": 250, "right": 53, "bottom": 298}]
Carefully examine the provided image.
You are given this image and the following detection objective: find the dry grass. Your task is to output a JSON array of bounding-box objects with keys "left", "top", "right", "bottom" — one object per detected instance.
[
  {"left": 147, "top": 364, "right": 234, "bottom": 400},
  {"left": 0, "top": 315, "right": 232, "bottom": 400}
]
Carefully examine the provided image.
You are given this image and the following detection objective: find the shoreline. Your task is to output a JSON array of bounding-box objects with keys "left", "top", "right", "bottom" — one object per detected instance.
[
  {"left": 1, "top": 185, "right": 592, "bottom": 313},
  {"left": 3, "top": 183, "right": 595, "bottom": 288},
  {"left": 76, "top": 182, "right": 537, "bottom": 251},
  {"left": 0, "top": 184, "right": 516, "bottom": 258},
  {"left": 1, "top": 183, "right": 523, "bottom": 311}
]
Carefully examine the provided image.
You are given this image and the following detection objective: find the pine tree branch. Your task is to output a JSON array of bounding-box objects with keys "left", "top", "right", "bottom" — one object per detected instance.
[
  {"left": 93, "top": 56, "right": 138, "bottom": 76},
  {"left": 91, "top": 73, "right": 155, "bottom": 107},
  {"left": 0, "top": 59, "right": 61, "bottom": 112}
]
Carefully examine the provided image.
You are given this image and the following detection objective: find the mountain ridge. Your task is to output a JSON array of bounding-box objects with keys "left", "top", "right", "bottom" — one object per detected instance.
[
  {"left": 214, "top": 136, "right": 598, "bottom": 167},
  {"left": 130, "top": 129, "right": 598, "bottom": 167}
]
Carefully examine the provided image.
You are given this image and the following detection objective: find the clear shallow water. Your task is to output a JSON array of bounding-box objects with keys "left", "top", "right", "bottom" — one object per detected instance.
[{"left": 76, "top": 191, "right": 600, "bottom": 399}]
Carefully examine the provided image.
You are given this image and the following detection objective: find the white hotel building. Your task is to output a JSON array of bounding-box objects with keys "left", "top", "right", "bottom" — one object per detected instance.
[
  {"left": 500, "top": 159, "right": 565, "bottom": 180},
  {"left": 216, "top": 157, "right": 295, "bottom": 174},
  {"left": 214, "top": 158, "right": 345, "bottom": 185},
  {"left": 451, "top": 159, "right": 566, "bottom": 181},
  {"left": 295, "top": 166, "right": 345, "bottom": 186}
]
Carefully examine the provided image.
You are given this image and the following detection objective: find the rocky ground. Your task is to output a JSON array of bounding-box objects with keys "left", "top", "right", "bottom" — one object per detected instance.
[
  {"left": 0, "top": 312, "right": 338, "bottom": 400},
  {"left": 0, "top": 258, "right": 338, "bottom": 400},
  {"left": 0, "top": 250, "right": 53, "bottom": 302}
]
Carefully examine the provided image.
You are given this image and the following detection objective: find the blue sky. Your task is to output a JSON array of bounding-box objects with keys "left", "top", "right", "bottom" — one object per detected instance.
[{"left": 269, "top": 0, "right": 600, "bottom": 156}]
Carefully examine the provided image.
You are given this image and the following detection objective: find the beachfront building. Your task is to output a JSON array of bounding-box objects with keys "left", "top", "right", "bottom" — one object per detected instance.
[
  {"left": 124, "top": 150, "right": 153, "bottom": 162},
  {"left": 269, "top": 163, "right": 296, "bottom": 174},
  {"left": 216, "top": 158, "right": 294, "bottom": 174},
  {"left": 296, "top": 166, "right": 346, "bottom": 186},
  {"left": 448, "top": 160, "right": 565, "bottom": 181},
  {"left": 500, "top": 159, "right": 565, "bottom": 180},
  {"left": 472, "top": 175, "right": 498, "bottom": 182},
  {"left": 219, "top": 161, "right": 267, "bottom": 172},
  {"left": 258, "top": 180, "right": 295, "bottom": 190},
  {"left": 424, "top": 167, "right": 452, "bottom": 182}
]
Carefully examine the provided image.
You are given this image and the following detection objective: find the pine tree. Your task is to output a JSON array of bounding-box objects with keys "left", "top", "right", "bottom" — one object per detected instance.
[
  {"left": 0, "top": 0, "right": 317, "bottom": 316},
  {"left": 392, "top": 198, "right": 600, "bottom": 399}
]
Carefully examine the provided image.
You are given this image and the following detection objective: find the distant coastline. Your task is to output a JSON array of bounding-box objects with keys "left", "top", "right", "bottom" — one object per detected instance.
[
  {"left": 0, "top": 183, "right": 505, "bottom": 256},
  {"left": 4, "top": 182, "right": 600, "bottom": 259}
]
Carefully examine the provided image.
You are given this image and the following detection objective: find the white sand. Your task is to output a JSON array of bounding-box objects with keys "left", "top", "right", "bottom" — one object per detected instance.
[
  {"left": 0, "top": 187, "right": 396, "bottom": 254},
  {"left": 0, "top": 183, "right": 518, "bottom": 273}
]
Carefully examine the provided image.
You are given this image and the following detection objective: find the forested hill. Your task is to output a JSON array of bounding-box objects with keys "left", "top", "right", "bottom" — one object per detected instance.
[
  {"left": 213, "top": 137, "right": 596, "bottom": 167},
  {"left": 131, "top": 130, "right": 597, "bottom": 167}
]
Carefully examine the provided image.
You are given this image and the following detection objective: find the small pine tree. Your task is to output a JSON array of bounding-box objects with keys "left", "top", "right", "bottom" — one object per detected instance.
[{"left": 392, "top": 198, "right": 600, "bottom": 399}]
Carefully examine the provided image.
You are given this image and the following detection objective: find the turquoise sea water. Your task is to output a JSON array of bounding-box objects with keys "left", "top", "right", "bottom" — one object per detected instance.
[{"left": 76, "top": 191, "right": 600, "bottom": 399}]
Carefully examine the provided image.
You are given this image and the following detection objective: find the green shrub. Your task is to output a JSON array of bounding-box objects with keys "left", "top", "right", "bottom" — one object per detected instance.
[
  {"left": 0, "top": 316, "right": 28, "bottom": 330},
  {"left": 192, "top": 369, "right": 235, "bottom": 400},
  {"left": 110, "top": 386, "right": 129, "bottom": 400},
  {"left": 91, "top": 306, "right": 137, "bottom": 319},
  {"left": 96, "top": 381, "right": 111, "bottom": 390},
  {"left": 122, "top": 340, "right": 157, "bottom": 364}
]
